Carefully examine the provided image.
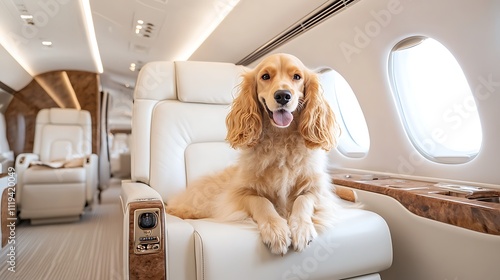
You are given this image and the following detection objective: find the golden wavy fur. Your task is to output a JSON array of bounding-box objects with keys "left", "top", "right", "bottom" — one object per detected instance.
[{"left": 166, "top": 53, "right": 347, "bottom": 255}]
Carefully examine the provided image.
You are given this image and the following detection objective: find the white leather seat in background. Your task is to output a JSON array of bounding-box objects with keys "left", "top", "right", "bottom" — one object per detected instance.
[
  {"left": 109, "top": 132, "right": 131, "bottom": 178},
  {"left": 15, "top": 108, "right": 98, "bottom": 224},
  {"left": 124, "top": 61, "right": 393, "bottom": 280}
]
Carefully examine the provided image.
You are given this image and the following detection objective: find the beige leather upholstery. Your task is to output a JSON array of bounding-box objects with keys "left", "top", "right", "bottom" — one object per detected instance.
[
  {"left": 0, "top": 113, "right": 14, "bottom": 173},
  {"left": 123, "top": 61, "right": 392, "bottom": 280},
  {"left": 15, "top": 108, "right": 98, "bottom": 224}
]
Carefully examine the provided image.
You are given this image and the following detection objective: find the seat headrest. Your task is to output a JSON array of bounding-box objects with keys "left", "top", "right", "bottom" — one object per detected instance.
[
  {"left": 175, "top": 61, "right": 245, "bottom": 105},
  {"left": 134, "top": 61, "right": 176, "bottom": 101},
  {"left": 134, "top": 60, "right": 247, "bottom": 104},
  {"left": 37, "top": 108, "right": 91, "bottom": 125}
]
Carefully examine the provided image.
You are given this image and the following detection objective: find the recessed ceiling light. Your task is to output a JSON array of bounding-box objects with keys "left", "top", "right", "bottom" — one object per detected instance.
[
  {"left": 129, "top": 61, "right": 143, "bottom": 72},
  {"left": 135, "top": 25, "right": 143, "bottom": 34},
  {"left": 20, "top": 14, "right": 35, "bottom": 25},
  {"left": 133, "top": 20, "right": 155, "bottom": 38},
  {"left": 42, "top": 41, "right": 52, "bottom": 46}
]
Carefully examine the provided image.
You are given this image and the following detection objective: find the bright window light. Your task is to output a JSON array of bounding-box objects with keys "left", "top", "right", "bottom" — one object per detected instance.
[
  {"left": 389, "top": 37, "right": 482, "bottom": 163},
  {"left": 319, "top": 68, "right": 370, "bottom": 158}
]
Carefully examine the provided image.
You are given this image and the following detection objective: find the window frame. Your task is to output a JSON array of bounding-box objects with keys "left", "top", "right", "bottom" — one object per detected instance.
[
  {"left": 317, "top": 67, "right": 370, "bottom": 158},
  {"left": 388, "top": 36, "right": 482, "bottom": 164}
]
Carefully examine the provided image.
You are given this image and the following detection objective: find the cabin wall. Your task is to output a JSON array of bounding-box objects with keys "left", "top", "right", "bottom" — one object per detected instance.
[
  {"left": 269, "top": 0, "right": 499, "bottom": 186},
  {"left": 267, "top": 1, "right": 500, "bottom": 279},
  {"left": 5, "top": 70, "right": 100, "bottom": 156},
  {"left": 355, "top": 188, "right": 499, "bottom": 280}
]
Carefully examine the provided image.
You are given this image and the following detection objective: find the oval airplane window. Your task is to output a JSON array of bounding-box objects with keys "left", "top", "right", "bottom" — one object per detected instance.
[
  {"left": 389, "top": 37, "right": 482, "bottom": 163},
  {"left": 318, "top": 68, "right": 370, "bottom": 158}
]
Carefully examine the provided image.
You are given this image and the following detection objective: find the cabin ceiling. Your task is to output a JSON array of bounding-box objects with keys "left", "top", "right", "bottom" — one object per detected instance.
[{"left": 0, "top": 0, "right": 330, "bottom": 129}]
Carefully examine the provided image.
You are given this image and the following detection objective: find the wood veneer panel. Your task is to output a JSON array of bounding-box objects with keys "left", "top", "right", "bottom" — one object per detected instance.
[
  {"left": 5, "top": 79, "right": 57, "bottom": 154},
  {"left": 332, "top": 172, "right": 500, "bottom": 235},
  {"left": 128, "top": 201, "right": 166, "bottom": 280},
  {"left": 68, "top": 71, "right": 100, "bottom": 154},
  {"left": 1, "top": 187, "right": 9, "bottom": 247},
  {"left": 5, "top": 70, "right": 100, "bottom": 155}
]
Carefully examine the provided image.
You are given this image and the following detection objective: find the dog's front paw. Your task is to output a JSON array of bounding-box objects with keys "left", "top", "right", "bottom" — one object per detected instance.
[
  {"left": 288, "top": 216, "right": 317, "bottom": 252},
  {"left": 259, "top": 217, "right": 291, "bottom": 255}
]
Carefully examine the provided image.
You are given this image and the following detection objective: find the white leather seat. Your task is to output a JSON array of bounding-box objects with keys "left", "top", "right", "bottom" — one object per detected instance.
[
  {"left": 122, "top": 61, "right": 392, "bottom": 280},
  {"left": 15, "top": 108, "right": 98, "bottom": 224},
  {"left": 0, "top": 112, "right": 14, "bottom": 173},
  {"left": 109, "top": 133, "right": 131, "bottom": 178}
]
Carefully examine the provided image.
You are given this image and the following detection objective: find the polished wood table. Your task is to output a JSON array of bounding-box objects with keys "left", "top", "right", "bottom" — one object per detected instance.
[{"left": 332, "top": 171, "right": 500, "bottom": 235}]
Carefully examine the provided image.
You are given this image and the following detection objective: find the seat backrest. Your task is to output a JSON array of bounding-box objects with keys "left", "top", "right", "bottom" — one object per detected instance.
[
  {"left": 132, "top": 61, "right": 245, "bottom": 203},
  {"left": 33, "top": 108, "right": 92, "bottom": 162}
]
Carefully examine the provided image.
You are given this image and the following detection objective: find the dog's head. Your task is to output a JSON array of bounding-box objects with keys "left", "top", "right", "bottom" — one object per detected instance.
[
  {"left": 254, "top": 54, "right": 306, "bottom": 128},
  {"left": 226, "top": 53, "right": 337, "bottom": 151}
]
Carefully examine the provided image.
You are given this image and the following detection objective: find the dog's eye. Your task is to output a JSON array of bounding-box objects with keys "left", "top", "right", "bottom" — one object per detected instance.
[
  {"left": 262, "top": 74, "right": 270, "bottom": 80},
  {"left": 293, "top": 74, "right": 301, "bottom": 80}
]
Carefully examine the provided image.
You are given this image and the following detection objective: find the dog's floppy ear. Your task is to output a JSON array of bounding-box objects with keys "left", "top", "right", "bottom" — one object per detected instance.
[
  {"left": 226, "top": 70, "right": 262, "bottom": 148},
  {"left": 299, "top": 70, "right": 337, "bottom": 151}
]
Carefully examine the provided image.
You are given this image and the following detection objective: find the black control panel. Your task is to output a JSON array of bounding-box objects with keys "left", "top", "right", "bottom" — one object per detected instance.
[
  {"left": 133, "top": 208, "right": 162, "bottom": 254},
  {"left": 138, "top": 212, "right": 157, "bottom": 229}
]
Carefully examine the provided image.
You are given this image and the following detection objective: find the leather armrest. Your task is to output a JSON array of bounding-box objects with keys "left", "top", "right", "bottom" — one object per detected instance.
[
  {"left": 15, "top": 153, "right": 38, "bottom": 168},
  {"left": 120, "top": 181, "right": 165, "bottom": 280},
  {"left": 120, "top": 180, "right": 164, "bottom": 214},
  {"left": 14, "top": 153, "right": 39, "bottom": 207}
]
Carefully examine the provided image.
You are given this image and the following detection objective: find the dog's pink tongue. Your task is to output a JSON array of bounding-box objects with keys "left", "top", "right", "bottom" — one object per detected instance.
[{"left": 273, "top": 110, "right": 293, "bottom": 127}]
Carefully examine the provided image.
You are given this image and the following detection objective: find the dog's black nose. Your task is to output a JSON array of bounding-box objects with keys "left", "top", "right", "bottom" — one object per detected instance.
[{"left": 274, "top": 90, "right": 291, "bottom": 105}]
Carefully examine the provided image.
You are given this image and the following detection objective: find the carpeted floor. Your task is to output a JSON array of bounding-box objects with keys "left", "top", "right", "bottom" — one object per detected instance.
[{"left": 0, "top": 180, "right": 123, "bottom": 280}]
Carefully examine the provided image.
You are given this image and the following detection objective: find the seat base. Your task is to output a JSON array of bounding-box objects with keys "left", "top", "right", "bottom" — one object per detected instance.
[
  {"left": 20, "top": 183, "right": 86, "bottom": 221},
  {"left": 30, "top": 215, "right": 81, "bottom": 225},
  {"left": 181, "top": 209, "right": 392, "bottom": 280}
]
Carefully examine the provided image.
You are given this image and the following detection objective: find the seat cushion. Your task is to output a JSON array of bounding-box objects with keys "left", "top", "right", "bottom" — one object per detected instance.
[
  {"left": 23, "top": 166, "right": 86, "bottom": 184},
  {"left": 188, "top": 209, "right": 392, "bottom": 280}
]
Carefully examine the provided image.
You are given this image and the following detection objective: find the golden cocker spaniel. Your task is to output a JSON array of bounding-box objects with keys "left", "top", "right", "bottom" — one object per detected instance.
[{"left": 166, "top": 53, "right": 348, "bottom": 255}]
